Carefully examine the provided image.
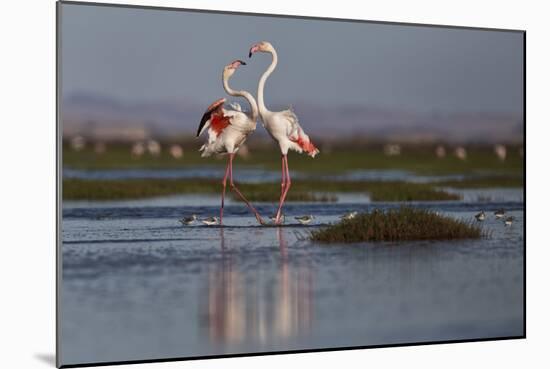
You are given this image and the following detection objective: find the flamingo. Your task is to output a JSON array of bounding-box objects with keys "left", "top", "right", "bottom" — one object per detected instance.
[
  {"left": 249, "top": 41, "right": 320, "bottom": 224},
  {"left": 197, "top": 60, "right": 264, "bottom": 225}
]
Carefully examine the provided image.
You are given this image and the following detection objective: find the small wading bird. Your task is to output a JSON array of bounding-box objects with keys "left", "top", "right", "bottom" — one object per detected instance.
[
  {"left": 494, "top": 209, "right": 506, "bottom": 219},
  {"left": 249, "top": 41, "right": 320, "bottom": 225},
  {"left": 340, "top": 211, "right": 358, "bottom": 221},
  {"left": 179, "top": 214, "right": 198, "bottom": 226},
  {"left": 197, "top": 60, "right": 264, "bottom": 225},
  {"left": 475, "top": 211, "right": 486, "bottom": 221},
  {"left": 270, "top": 214, "right": 285, "bottom": 224},
  {"left": 202, "top": 216, "right": 220, "bottom": 226},
  {"left": 295, "top": 215, "right": 314, "bottom": 225},
  {"left": 504, "top": 216, "right": 514, "bottom": 227}
]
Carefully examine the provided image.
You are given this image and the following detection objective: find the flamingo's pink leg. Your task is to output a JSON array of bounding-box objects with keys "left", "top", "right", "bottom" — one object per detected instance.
[
  {"left": 220, "top": 159, "right": 231, "bottom": 225},
  {"left": 274, "top": 155, "right": 287, "bottom": 224},
  {"left": 228, "top": 153, "right": 265, "bottom": 225},
  {"left": 275, "top": 155, "right": 291, "bottom": 224},
  {"left": 278, "top": 154, "right": 287, "bottom": 207}
]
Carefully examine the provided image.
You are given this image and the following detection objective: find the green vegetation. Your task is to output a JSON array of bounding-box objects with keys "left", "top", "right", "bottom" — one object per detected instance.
[
  {"left": 62, "top": 141, "right": 523, "bottom": 202},
  {"left": 435, "top": 175, "right": 523, "bottom": 188},
  {"left": 63, "top": 141, "right": 524, "bottom": 175},
  {"left": 354, "top": 182, "right": 459, "bottom": 202},
  {"left": 63, "top": 178, "right": 218, "bottom": 200},
  {"left": 62, "top": 178, "right": 459, "bottom": 202},
  {"left": 238, "top": 190, "right": 337, "bottom": 203},
  {"left": 310, "top": 207, "right": 486, "bottom": 243}
]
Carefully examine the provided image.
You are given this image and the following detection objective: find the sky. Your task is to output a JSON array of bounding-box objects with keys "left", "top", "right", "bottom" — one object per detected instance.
[{"left": 60, "top": 2, "right": 524, "bottom": 115}]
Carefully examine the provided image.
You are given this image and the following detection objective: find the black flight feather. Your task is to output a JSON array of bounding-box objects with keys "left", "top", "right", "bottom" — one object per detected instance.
[{"left": 197, "top": 98, "right": 225, "bottom": 137}]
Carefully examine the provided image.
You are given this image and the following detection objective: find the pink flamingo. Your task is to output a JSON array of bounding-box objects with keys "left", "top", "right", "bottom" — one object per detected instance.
[
  {"left": 249, "top": 41, "right": 319, "bottom": 224},
  {"left": 197, "top": 60, "right": 264, "bottom": 225}
]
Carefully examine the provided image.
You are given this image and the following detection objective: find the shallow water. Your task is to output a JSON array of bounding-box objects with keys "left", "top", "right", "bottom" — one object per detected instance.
[
  {"left": 63, "top": 166, "right": 497, "bottom": 184},
  {"left": 64, "top": 166, "right": 286, "bottom": 183},
  {"left": 60, "top": 193, "right": 524, "bottom": 366}
]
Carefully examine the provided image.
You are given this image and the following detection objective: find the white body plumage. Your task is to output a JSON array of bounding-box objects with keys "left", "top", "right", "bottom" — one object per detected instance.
[
  {"left": 250, "top": 41, "right": 319, "bottom": 158},
  {"left": 199, "top": 108, "right": 256, "bottom": 157},
  {"left": 261, "top": 108, "right": 318, "bottom": 156},
  {"left": 197, "top": 60, "right": 259, "bottom": 158}
]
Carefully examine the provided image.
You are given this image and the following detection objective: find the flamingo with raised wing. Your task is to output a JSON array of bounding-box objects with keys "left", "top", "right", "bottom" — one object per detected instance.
[
  {"left": 197, "top": 60, "right": 264, "bottom": 225},
  {"left": 249, "top": 41, "right": 319, "bottom": 224}
]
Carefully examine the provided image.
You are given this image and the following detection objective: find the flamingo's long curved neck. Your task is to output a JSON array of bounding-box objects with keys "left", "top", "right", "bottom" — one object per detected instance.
[
  {"left": 257, "top": 48, "right": 278, "bottom": 117},
  {"left": 222, "top": 75, "right": 258, "bottom": 121}
]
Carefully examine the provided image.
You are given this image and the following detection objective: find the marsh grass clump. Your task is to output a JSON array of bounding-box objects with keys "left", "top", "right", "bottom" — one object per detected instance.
[{"left": 310, "top": 207, "right": 486, "bottom": 243}]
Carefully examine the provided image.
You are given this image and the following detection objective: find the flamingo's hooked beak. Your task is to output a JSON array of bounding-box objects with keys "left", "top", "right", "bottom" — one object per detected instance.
[
  {"left": 229, "top": 60, "right": 247, "bottom": 69},
  {"left": 249, "top": 44, "right": 260, "bottom": 58}
]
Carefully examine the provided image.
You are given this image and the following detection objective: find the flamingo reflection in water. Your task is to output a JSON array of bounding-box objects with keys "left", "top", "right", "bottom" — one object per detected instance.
[{"left": 202, "top": 228, "right": 313, "bottom": 345}]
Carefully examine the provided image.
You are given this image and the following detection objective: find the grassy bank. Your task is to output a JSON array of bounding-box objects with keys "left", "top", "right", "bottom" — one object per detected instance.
[
  {"left": 435, "top": 175, "right": 524, "bottom": 188},
  {"left": 62, "top": 178, "right": 460, "bottom": 202},
  {"left": 234, "top": 189, "right": 337, "bottom": 203},
  {"left": 63, "top": 142, "right": 523, "bottom": 175},
  {"left": 310, "top": 207, "right": 485, "bottom": 243}
]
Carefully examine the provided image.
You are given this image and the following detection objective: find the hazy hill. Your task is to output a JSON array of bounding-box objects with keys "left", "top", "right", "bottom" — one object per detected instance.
[{"left": 62, "top": 93, "right": 523, "bottom": 143}]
